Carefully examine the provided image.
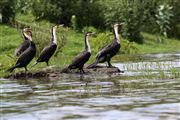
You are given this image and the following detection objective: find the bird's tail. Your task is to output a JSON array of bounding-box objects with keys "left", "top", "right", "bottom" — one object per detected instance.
[
  {"left": 30, "top": 62, "right": 38, "bottom": 69},
  {"left": 87, "top": 60, "right": 98, "bottom": 69},
  {"left": 6, "top": 66, "right": 16, "bottom": 73},
  {"left": 61, "top": 66, "right": 70, "bottom": 73}
]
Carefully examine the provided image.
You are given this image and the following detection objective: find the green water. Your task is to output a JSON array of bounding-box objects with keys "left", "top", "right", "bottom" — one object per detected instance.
[{"left": 1, "top": 53, "right": 180, "bottom": 120}]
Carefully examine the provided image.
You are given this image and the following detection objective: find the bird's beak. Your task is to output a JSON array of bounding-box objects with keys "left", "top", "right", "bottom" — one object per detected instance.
[
  {"left": 92, "top": 32, "right": 97, "bottom": 37},
  {"left": 58, "top": 24, "right": 64, "bottom": 28},
  {"left": 119, "top": 22, "right": 125, "bottom": 26}
]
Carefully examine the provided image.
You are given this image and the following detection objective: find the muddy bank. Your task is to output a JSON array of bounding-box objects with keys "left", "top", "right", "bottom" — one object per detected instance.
[{"left": 4, "top": 66, "right": 123, "bottom": 79}]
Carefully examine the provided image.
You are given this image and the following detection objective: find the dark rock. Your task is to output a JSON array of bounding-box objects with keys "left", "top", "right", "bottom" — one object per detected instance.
[{"left": 4, "top": 65, "right": 123, "bottom": 79}]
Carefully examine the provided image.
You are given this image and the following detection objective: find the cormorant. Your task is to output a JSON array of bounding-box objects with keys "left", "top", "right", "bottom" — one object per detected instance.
[
  {"left": 14, "top": 27, "right": 31, "bottom": 56},
  {"left": 87, "top": 23, "right": 123, "bottom": 68},
  {"left": 61, "top": 32, "right": 95, "bottom": 73},
  {"left": 7, "top": 29, "right": 36, "bottom": 72},
  {"left": 32, "top": 25, "right": 60, "bottom": 67}
]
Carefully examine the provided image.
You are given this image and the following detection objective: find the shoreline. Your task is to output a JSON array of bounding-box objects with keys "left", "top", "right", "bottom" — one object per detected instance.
[{"left": 4, "top": 66, "right": 123, "bottom": 80}]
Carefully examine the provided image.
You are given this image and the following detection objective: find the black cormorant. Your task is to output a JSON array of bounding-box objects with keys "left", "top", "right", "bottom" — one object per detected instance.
[
  {"left": 32, "top": 25, "right": 60, "bottom": 67},
  {"left": 7, "top": 29, "right": 36, "bottom": 72},
  {"left": 87, "top": 23, "right": 123, "bottom": 68},
  {"left": 61, "top": 32, "right": 95, "bottom": 73},
  {"left": 14, "top": 27, "right": 31, "bottom": 56}
]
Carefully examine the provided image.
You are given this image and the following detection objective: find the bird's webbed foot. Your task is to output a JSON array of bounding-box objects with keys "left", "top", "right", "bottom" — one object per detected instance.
[
  {"left": 107, "top": 61, "right": 114, "bottom": 68},
  {"left": 108, "top": 65, "right": 116, "bottom": 68}
]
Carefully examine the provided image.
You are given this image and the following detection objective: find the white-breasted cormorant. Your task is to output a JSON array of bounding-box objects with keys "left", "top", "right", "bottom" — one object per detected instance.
[
  {"left": 61, "top": 32, "right": 95, "bottom": 73},
  {"left": 32, "top": 25, "right": 60, "bottom": 67},
  {"left": 87, "top": 23, "right": 123, "bottom": 68},
  {"left": 14, "top": 27, "right": 31, "bottom": 56},
  {"left": 7, "top": 29, "right": 36, "bottom": 72}
]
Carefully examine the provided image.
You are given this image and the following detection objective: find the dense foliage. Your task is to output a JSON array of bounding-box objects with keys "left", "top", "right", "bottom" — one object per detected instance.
[
  {"left": 0, "top": 0, "right": 179, "bottom": 43},
  {"left": 168, "top": 0, "right": 180, "bottom": 38},
  {"left": 155, "top": 4, "right": 173, "bottom": 37},
  {"left": 32, "top": 0, "right": 77, "bottom": 25},
  {"left": 0, "top": 0, "right": 15, "bottom": 24},
  {"left": 102, "top": 0, "right": 144, "bottom": 43}
]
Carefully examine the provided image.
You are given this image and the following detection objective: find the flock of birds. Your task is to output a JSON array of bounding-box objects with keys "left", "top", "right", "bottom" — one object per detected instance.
[{"left": 7, "top": 23, "right": 123, "bottom": 74}]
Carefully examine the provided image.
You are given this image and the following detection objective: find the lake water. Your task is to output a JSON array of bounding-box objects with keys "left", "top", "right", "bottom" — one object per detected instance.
[{"left": 1, "top": 53, "right": 180, "bottom": 120}]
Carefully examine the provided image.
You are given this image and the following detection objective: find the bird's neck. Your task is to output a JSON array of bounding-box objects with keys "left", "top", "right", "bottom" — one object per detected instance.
[
  {"left": 30, "top": 41, "right": 36, "bottom": 49},
  {"left": 113, "top": 26, "right": 120, "bottom": 44},
  {"left": 24, "top": 33, "right": 32, "bottom": 41},
  {"left": 22, "top": 32, "right": 29, "bottom": 41},
  {"left": 24, "top": 37, "right": 29, "bottom": 41},
  {"left": 52, "top": 28, "right": 57, "bottom": 44},
  {"left": 85, "top": 36, "right": 91, "bottom": 53}
]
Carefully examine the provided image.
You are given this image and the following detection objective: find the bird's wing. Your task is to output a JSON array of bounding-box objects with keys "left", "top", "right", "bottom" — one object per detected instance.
[
  {"left": 17, "top": 46, "right": 31, "bottom": 60},
  {"left": 37, "top": 44, "right": 57, "bottom": 62},
  {"left": 16, "top": 44, "right": 35, "bottom": 64},
  {"left": 70, "top": 51, "right": 90, "bottom": 66},
  {"left": 96, "top": 43, "right": 113, "bottom": 58},
  {"left": 15, "top": 41, "right": 29, "bottom": 56},
  {"left": 99, "top": 43, "right": 111, "bottom": 51}
]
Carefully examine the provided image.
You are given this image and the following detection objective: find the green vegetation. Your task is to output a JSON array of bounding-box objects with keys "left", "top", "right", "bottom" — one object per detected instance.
[
  {"left": 132, "top": 33, "right": 180, "bottom": 54},
  {"left": 0, "top": 16, "right": 180, "bottom": 77},
  {"left": 0, "top": 0, "right": 180, "bottom": 78},
  {"left": 1, "top": 0, "right": 180, "bottom": 42},
  {"left": 0, "top": 0, "right": 15, "bottom": 24}
]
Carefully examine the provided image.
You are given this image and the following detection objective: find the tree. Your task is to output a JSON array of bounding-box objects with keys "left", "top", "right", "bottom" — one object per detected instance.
[
  {"left": 0, "top": 0, "right": 15, "bottom": 24},
  {"left": 75, "top": 0, "right": 104, "bottom": 29},
  {"left": 32, "top": 0, "right": 77, "bottom": 25},
  {"left": 155, "top": 4, "right": 173, "bottom": 38},
  {"left": 168, "top": 0, "right": 180, "bottom": 38},
  {"left": 102, "top": 0, "right": 144, "bottom": 43}
]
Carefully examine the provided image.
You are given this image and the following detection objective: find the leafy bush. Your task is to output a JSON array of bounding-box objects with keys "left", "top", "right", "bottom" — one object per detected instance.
[
  {"left": 31, "top": 0, "right": 104, "bottom": 28},
  {"left": 121, "top": 40, "right": 138, "bottom": 54},
  {"left": 82, "top": 26, "right": 98, "bottom": 33},
  {"left": 14, "top": 0, "right": 180, "bottom": 40},
  {"left": 91, "top": 32, "right": 110, "bottom": 54},
  {"left": 140, "top": 1, "right": 160, "bottom": 33},
  {"left": 29, "top": 0, "right": 180, "bottom": 41},
  {"left": 32, "top": 0, "right": 77, "bottom": 25},
  {"left": 101, "top": 0, "right": 144, "bottom": 43},
  {"left": 0, "top": 0, "right": 15, "bottom": 24},
  {"left": 155, "top": 4, "right": 173, "bottom": 37},
  {"left": 168, "top": 0, "right": 180, "bottom": 38},
  {"left": 101, "top": 0, "right": 180, "bottom": 42},
  {"left": 75, "top": 0, "right": 104, "bottom": 29},
  {"left": 15, "top": 0, "right": 33, "bottom": 13},
  {"left": 91, "top": 31, "right": 137, "bottom": 55}
]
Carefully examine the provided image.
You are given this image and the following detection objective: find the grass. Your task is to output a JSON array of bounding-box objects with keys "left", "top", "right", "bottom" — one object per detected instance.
[
  {"left": 134, "top": 32, "right": 180, "bottom": 54},
  {"left": 0, "top": 13, "right": 180, "bottom": 78},
  {"left": 0, "top": 23, "right": 89, "bottom": 77}
]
